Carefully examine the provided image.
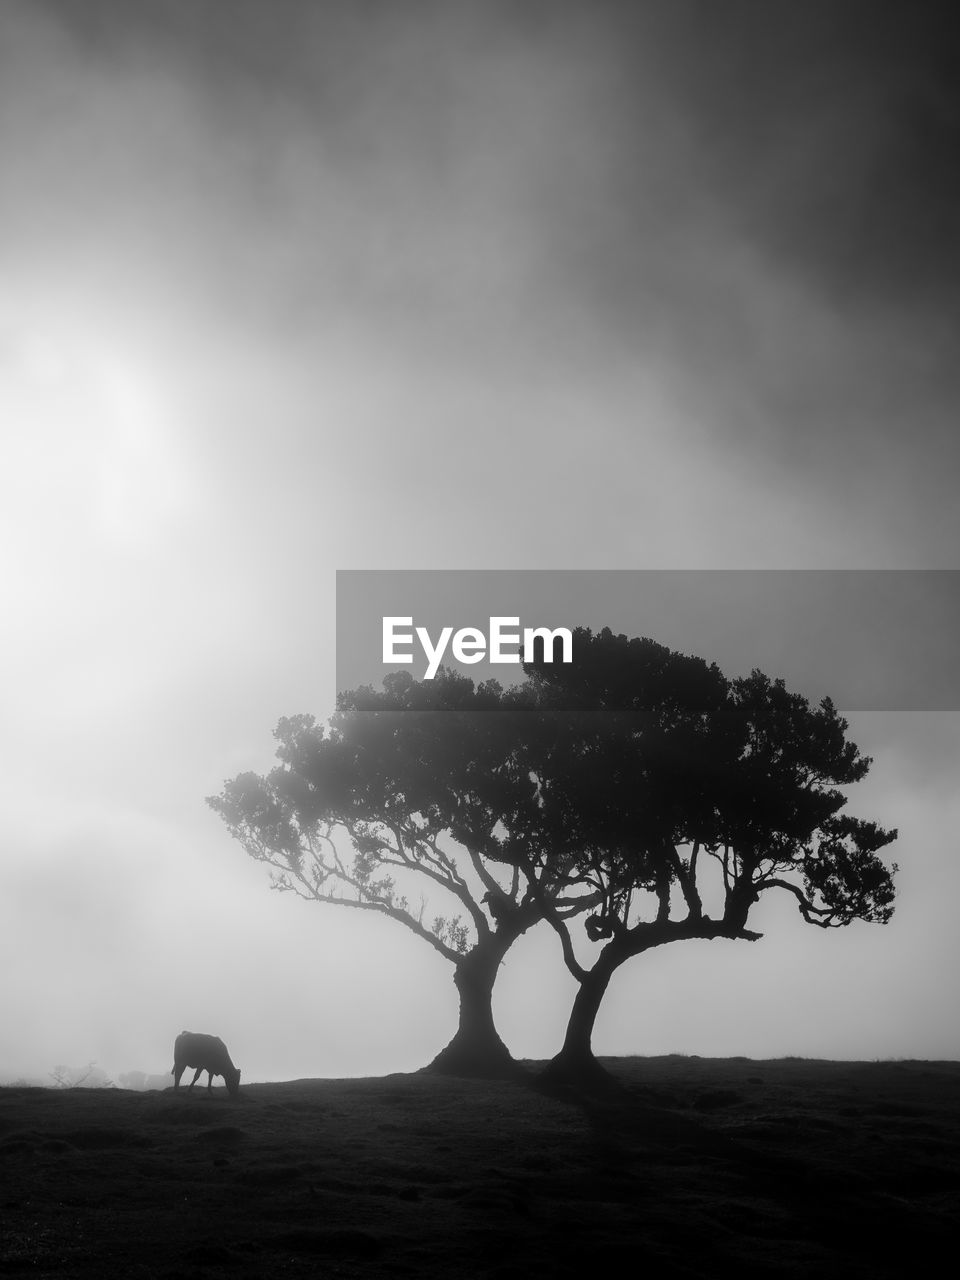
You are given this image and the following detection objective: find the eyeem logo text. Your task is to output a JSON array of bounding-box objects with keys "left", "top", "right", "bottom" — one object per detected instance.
[{"left": 383, "top": 616, "right": 574, "bottom": 680}]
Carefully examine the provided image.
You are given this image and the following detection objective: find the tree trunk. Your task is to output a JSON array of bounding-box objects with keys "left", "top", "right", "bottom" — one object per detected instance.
[
  {"left": 425, "top": 934, "right": 526, "bottom": 1079},
  {"left": 541, "top": 947, "right": 624, "bottom": 1091}
]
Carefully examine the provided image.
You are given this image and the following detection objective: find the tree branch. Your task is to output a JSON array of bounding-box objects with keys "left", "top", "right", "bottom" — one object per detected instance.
[
  {"left": 518, "top": 853, "right": 587, "bottom": 982},
  {"left": 758, "top": 877, "right": 838, "bottom": 927},
  {"left": 257, "top": 835, "right": 466, "bottom": 962}
]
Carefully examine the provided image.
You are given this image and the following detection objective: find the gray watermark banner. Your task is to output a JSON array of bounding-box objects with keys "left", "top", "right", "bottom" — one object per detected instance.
[{"left": 336, "top": 570, "right": 960, "bottom": 710}]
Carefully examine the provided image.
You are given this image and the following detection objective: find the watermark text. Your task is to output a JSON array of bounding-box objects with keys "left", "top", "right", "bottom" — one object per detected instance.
[{"left": 382, "top": 616, "right": 573, "bottom": 679}]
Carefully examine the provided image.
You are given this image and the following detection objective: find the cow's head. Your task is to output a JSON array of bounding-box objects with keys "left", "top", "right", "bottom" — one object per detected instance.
[{"left": 226, "top": 1066, "right": 241, "bottom": 1097}]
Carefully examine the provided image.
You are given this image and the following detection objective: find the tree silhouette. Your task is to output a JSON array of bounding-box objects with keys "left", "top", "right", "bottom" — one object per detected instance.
[
  {"left": 207, "top": 669, "right": 595, "bottom": 1077},
  {"left": 523, "top": 628, "right": 899, "bottom": 1087},
  {"left": 210, "top": 629, "right": 897, "bottom": 1087}
]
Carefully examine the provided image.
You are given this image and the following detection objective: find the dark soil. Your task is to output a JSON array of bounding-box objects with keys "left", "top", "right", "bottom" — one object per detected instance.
[{"left": 2, "top": 1056, "right": 958, "bottom": 1277}]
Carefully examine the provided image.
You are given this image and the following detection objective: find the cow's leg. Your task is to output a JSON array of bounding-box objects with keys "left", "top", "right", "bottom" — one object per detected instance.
[
  {"left": 173, "top": 1066, "right": 184, "bottom": 1089},
  {"left": 189, "top": 1068, "right": 202, "bottom": 1089},
  {"left": 207, "top": 1072, "right": 214, "bottom": 1091}
]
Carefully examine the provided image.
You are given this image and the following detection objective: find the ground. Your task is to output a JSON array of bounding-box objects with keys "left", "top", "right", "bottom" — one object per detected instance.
[{"left": 1, "top": 1056, "right": 958, "bottom": 1277}]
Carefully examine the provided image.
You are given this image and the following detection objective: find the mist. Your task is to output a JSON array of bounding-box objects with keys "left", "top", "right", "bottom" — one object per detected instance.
[{"left": 1, "top": 0, "right": 958, "bottom": 1084}]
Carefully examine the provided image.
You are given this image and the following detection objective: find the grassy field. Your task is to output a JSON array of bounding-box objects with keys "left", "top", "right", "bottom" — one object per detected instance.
[{"left": 2, "top": 1056, "right": 958, "bottom": 1277}]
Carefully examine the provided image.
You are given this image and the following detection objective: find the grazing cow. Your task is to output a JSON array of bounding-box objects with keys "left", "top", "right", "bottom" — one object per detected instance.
[{"left": 172, "top": 1031, "right": 241, "bottom": 1097}]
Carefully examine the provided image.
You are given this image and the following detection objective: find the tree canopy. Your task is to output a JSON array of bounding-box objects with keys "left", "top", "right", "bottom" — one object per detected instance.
[
  {"left": 208, "top": 668, "right": 597, "bottom": 1076},
  {"left": 209, "top": 627, "right": 898, "bottom": 1085},
  {"left": 522, "top": 628, "right": 898, "bottom": 1084}
]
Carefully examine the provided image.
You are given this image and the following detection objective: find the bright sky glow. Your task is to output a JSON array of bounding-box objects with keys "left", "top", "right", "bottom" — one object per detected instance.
[{"left": 2, "top": 300, "right": 188, "bottom": 553}]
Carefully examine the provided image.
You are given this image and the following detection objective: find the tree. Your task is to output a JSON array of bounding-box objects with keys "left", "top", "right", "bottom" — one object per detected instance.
[
  {"left": 523, "top": 628, "right": 899, "bottom": 1087},
  {"left": 210, "top": 629, "right": 898, "bottom": 1088},
  {"left": 207, "top": 668, "right": 595, "bottom": 1078},
  {"left": 49, "top": 1062, "right": 114, "bottom": 1089}
]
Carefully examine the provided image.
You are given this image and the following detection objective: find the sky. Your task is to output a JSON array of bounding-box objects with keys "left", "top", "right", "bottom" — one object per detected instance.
[{"left": 1, "top": 0, "right": 959, "bottom": 1084}]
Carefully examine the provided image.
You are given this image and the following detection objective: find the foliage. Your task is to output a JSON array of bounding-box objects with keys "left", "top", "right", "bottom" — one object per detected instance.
[
  {"left": 207, "top": 668, "right": 594, "bottom": 964},
  {"left": 210, "top": 627, "right": 898, "bottom": 1079},
  {"left": 522, "top": 628, "right": 898, "bottom": 972}
]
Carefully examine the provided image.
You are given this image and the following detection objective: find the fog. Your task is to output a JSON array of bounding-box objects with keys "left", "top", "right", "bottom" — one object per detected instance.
[{"left": 1, "top": 0, "right": 958, "bottom": 1084}]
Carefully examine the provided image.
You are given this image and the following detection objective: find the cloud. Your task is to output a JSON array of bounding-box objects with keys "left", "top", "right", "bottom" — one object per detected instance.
[{"left": 0, "top": 0, "right": 956, "bottom": 1078}]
